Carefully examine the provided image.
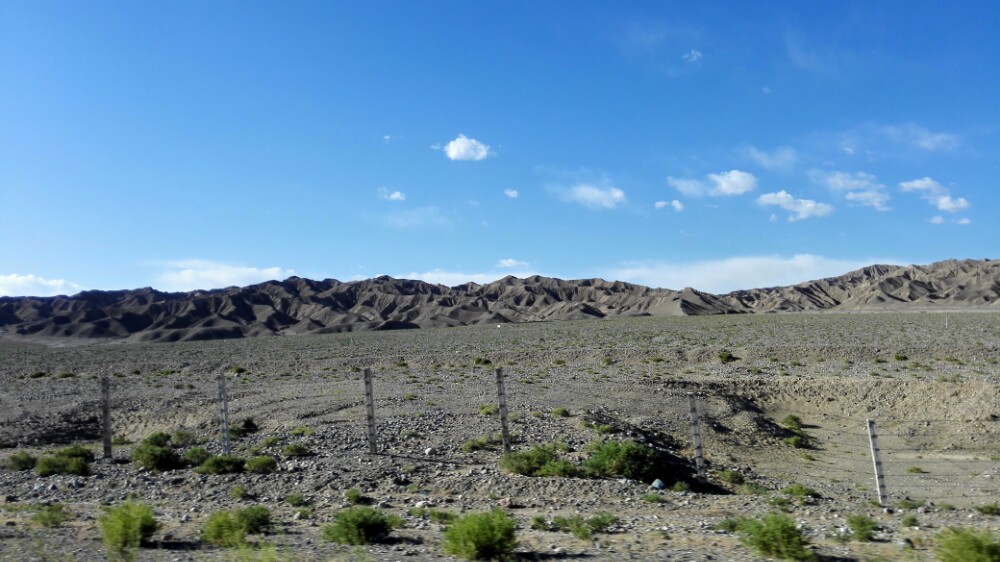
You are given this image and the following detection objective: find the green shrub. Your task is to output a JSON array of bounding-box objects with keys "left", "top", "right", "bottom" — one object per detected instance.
[
  {"left": 141, "top": 432, "right": 172, "bottom": 448},
  {"left": 478, "top": 404, "right": 499, "bottom": 416},
  {"left": 260, "top": 436, "right": 280, "bottom": 447},
  {"left": 442, "top": 509, "right": 517, "bottom": 560},
  {"left": 229, "top": 485, "right": 249, "bottom": 500},
  {"left": 99, "top": 502, "right": 159, "bottom": 561},
  {"left": 534, "top": 459, "right": 578, "bottom": 477},
  {"left": 289, "top": 426, "right": 313, "bottom": 436},
  {"left": 781, "top": 484, "right": 820, "bottom": 499},
  {"left": 717, "top": 469, "right": 745, "bottom": 485},
  {"left": 282, "top": 443, "right": 310, "bottom": 457},
  {"left": 182, "top": 447, "right": 211, "bottom": 467},
  {"left": 32, "top": 504, "right": 71, "bottom": 527},
  {"left": 717, "top": 517, "right": 750, "bottom": 533},
  {"left": 322, "top": 507, "right": 395, "bottom": 545},
  {"left": 234, "top": 506, "right": 272, "bottom": 534},
  {"left": 500, "top": 445, "right": 557, "bottom": 476},
  {"left": 583, "top": 440, "right": 660, "bottom": 481},
  {"left": 896, "top": 498, "right": 925, "bottom": 510},
  {"left": 170, "top": 431, "right": 197, "bottom": 447},
  {"left": 285, "top": 493, "right": 307, "bottom": 507},
  {"left": 246, "top": 456, "right": 278, "bottom": 474},
  {"left": 131, "top": 443, "right": 181, "bottom": 472},
  {"left": 202, "top": 511, "right": 246, "bottom": 547},
  {"left": 781, "top": 415, "right": 804, "bottom": 431},
  {"left": 718, "top": 351, "right": 737, "bottom": 363},
  {"left": 847, "top": 514, "right": 878, "bottom": 541},
  {"left": 783, "top": 436, "right": 808, "bottom": 449},
  {"left": 551, "top": 407, "right": 571, "bottom": 417},
  {"left": 4, "top": 451, "right": 37, "bottom": 471},
  {"left": 901, "top": 515, "right": 919, "bottom": 527},
  {"left": 463, "top": 436, "right": 490, "bottom": 452},
  {"left": 933, "top": 527, "right": 1000, "bottom": 562},
  {"left": 35, "top": 455, "right": 90, "bottom": 477},
  {"left": 736, "top": 513, "right": 814, "bottom": 561},
  {"left": 344, "top": 488, "right": 364, "bottom": 504},
  {"left": 975, "top": 502, "right": 1000, "bottom": 516},
  {"left": 195, "top": 455, "right": 245, "bottom": 475}
]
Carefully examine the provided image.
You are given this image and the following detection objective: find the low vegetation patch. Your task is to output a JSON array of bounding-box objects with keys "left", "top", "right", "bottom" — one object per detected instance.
[
  {"left": 246, "top": 456, "right": 278, "bottom": 474},
  {"left": 195, "top": 455, "right": 245, "bottom": 475},
  {"left": 321, "top": 507, "right": 398, "bottom": 545},
  {"left": 933, "top": 527, "right": 1000, "bottom": 562},
  {"left": 731, "top": 513, "right": 814, "bottom": 561},
  {"left": 35, "top": 446, "right": 93, "bottom": 477},
  {"left": 847, "top": 514, "right": 878, "bottom": 541},
  {"left": 32, "top": 504, "right": 72, "bottom": 527},
  {"left": 442, "top": 509, "right": 517, "bottom": 561},
  {"left": 4, "top": 451, "right": 37, "bottom": 471},
  {"left": 99, "top": 502, "right": 159, "bottom": 561}
]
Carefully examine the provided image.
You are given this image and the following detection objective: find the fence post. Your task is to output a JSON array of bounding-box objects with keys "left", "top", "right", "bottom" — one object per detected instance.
[
  {"left": 687, "top": 392, "right": 707, "bottom": 480},
  {"left": 101, "top": 376, "right": 112, "bottom": 459},
  {"left": 495, "top": 367, "right": 511, "bottom": 452},
  {"left": 867, "top": 419, "right": 888, "bottom": 506},
  {"left": 363, "top": 368, "right": 377, "bottom": 454},
  {"left": 217, "top": 374, "right": 232, "bottom": 454}
]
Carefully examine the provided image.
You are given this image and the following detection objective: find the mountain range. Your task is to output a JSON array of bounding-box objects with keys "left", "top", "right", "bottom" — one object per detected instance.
[{"left": 1, "top": 259, "right": 996, "bottom": 342}]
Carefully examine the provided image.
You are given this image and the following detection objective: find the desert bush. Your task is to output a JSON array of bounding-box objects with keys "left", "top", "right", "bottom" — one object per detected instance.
[
  {"left": 583, "top": 440, "right": 660, "bottom": 480},
  {"left": 229, "top": 485, "right": 249, "bottom": 500},
  {"left": 32, "top": 504, "right": 71, "bottom": 527},
  {"left": 344, "top": 488, "right": 364, "bottom": 504},
  {"left": 895, "top": 498, "right": 925, "bottom": 510},
  {"left": 35, "top": 454, "right": 90, "bottom": 477},
  {"left": 235, "top": 506, "right": 272, "bottom": 534},
  {"left": 716, "top": 469, "right": 745, "bottom": 485},
  {"left": 534, "top": 459, "right": 578, "bottom": 477},
  {"left": 282, "top": 443, "right": 310, "bottom": 457},
  {"left": 975, "top": 502, "right": 1000, "bottom": 516},
  {"left": 4, "top": 451, "right": 37, "bottom": 471},
  {"left": 99, "top": 502, "right": 159, "bottom": 561},
  {"left": 170, "top": 430, "right": 197, "bottom": 447},
  {"left": 736, "top": 513, "right": 814, "bottom": 561},
  {"left": 285, "top": 493, "right": 307, "bottom": 507},
  {"left": 442, "top": 509, "right": 517, "bottom": 560},
  {"left": 551, "top": 407, "right": 570, "bottom": 417},
  {"left": 463, "top": 436, "right": 490, "bottom": 452},
  {"left": 901, "top": 514, "right": 919, "bottom": 527},
  {"left": 718, "top": 351, "right": 737, "bottom": 363},
  {"left": 478, "top": 404, "right": 498, "bottom": 416},
  {"left": 202, "top": 511, "right": 247, "bottom": 547},
  {"left": 781, "top": 484, "right": 820, "bottom": 499},
  {"left": 246, "top": 456, "right": 278, "bottom": 474},
  {"left": 182, "top": 447, "right": 211, "bottom": 467},
  {"left": 141, "top": 432, "right": 172, "bottom": 448},
  {"left": 499, "top": 445, "right": 557, "bottom": 476},
  {"left": 847, "top": 514, "right": 878, "bottom": 541},
  {"left": 131, "top": 443, "right": 181, "bottom": 472},
  {"left": 781, "top": 415, "right": 804, "bottom": 431},
  {"left": 933, "top": 527, "right": 1000, "bottom": 562},
  {"left": 322, "top": 507, "right": 395, "bottom": 545},
  {"left": 195, "top": 455, "right": 245, "bottom": 475},
  {"left": 289, "top": 426, "right": 313, "bottom": 436}
]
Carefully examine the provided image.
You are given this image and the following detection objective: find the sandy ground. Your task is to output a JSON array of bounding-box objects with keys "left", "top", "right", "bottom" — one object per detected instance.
[{"left": 0, "top": 312, "right": 998, "bottom": 560}]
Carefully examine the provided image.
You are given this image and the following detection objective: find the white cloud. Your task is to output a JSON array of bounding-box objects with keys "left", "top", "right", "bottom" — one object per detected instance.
[
  {"left": 899, "top": 176, "right": 970, "bottom": 212},
  {"left": 744, "top": 146, "right": 797, "bottom": 171},
  {"left": 608, "top": 254, "right": 890, "bottom": 293},
  {"left": 757, "top": 191, "right": 834, "bottom": 221},
  {"left": 563, "top": 184, "right": 626, "bottom": 209},
  {"left": 682, "top": 49, "right": 702, "bottom": 63},
  {"left": 957, "top": 218, "right": 971, "bottom": 225},
  {"left": 668, "top": 170, "right": 757, "bottom": 197},
  {"left": 398, "top": 267, "right": 540, "bottom": 287},
  {"left": 930, "top": 216, "right": 945, "bottom": 225},
  {"left": 496, "top": 258, "right": 529, "bottom": 269},
  {"left": 654, "top": 200, "right": 684, "bottom": 211},
  {"left": 383, "top": 206, "right": 450, "bottom": 228},
  {"left": 504, "top": 189, "right": 519, "bottom": 199},
  {"left": 880, "top": 123, "right": 958, "bottom": 152},
  {"left": 0, "top": 274, "right": 82, "bottom": 297},
  {"left": 442, "top": 134, "right": 493, "bottom": 161},
  {"left": 377, "top": 188, "right": 406, "bottom": 202},
  {"left": 153, "top": 260, "right": 295, "bottom": 292},
  {"left": 383, "top": 134, "right": 401, "bottom": 144},
  {"left": 811, "top": 170, "right": 890, "bottom": 211}
]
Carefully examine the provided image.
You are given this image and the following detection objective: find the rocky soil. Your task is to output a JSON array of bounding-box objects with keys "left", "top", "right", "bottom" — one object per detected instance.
[{"left": 0, "top": 312, "right": 998, "bottom": 560}]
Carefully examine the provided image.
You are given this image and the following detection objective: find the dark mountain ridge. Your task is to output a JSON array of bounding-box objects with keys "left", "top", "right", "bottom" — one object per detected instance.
[{"left": 1, "top": 259, "right": 996, "bottom": 342}]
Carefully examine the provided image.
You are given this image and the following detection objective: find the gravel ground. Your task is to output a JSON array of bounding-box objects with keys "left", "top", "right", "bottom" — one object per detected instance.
[{"left": 1, "top": 312, "right": 998, "bottom": 561}]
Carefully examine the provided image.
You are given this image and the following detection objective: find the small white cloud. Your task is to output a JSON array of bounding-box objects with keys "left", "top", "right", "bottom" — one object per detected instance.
[
  {"left": 654, "top": 200, "right": 684, "bottom": 211},
  {"left": 744, "top": 146, "right": 797, "bottom": 171},
  {"left": 757, "top": 191, "right": 834, "bottom": 221},
  {"left": 0, "top": 273, "right": 82, "bottom": 297},
  {"left": 682, "top": 49, "right": 702, "bottom": 63},
  {"left": 441, "top": 134, "right": 493, "bottom": 161},
  {"left": 153, "top": 260, "right": 295, "bottom": 292},
  {"left": 399, "top": 267, "right": 540, "bottom": 286},
  {"left": 383, "top": 206, "right": 450, "bottom": 228},
  {"left": 957, "top": 218, "right": 971, "bottom": 225},
  {"left": 563, "top": 184, "right": 626, "bottom": 209},
  {"left": 503, "top": 189, "right": 519, "bottom": 199},
  {"left": 383, "top": 134, "right": 401, "bottom": 144},
  {"left": 377, "top": 187, "right": 406, "bottom": 202},
  {"left": 899, "top": 177, "right": 970, "bottom": 213},
  {"left": 881, "top": 123, "right": 958, "bottom": 152},
  {"left": 497, "top": 258, "right": 529, "bottom": 269},
  {"left": 812, "top": 170, "right": 890, "bottom": 211},
  {"left": 668, "top": 170, "right": 757, "bottom": 197},
  {"left": 607, "top": 254, "right": 890, "bottom": 293},
  {"left": 930, "top": 216, "right": 945, "bottom": 225}
]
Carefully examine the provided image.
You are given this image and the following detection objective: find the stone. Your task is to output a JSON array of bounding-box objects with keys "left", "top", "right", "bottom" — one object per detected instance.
[{"left": 651, "top": 479, "right": 666, "bottom": 490}]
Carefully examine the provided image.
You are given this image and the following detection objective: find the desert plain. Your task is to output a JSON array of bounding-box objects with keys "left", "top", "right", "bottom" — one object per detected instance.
[{"left": 0, "top": 311, "right": 998, "bottom": 561}]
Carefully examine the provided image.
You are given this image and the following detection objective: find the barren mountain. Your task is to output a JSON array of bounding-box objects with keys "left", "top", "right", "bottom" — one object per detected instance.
[{"left": 0, "top": 259, "right": 996, "bottom": 342}]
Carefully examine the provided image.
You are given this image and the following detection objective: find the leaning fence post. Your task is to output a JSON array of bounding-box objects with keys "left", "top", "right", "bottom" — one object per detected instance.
[
  {"left": 687, "top": 392, "right": 707, "bottom": 480},
  {"left": 495, "top": 367, "right": 511, "bottom": 452},
  {"left": 867, "top": 419, "right": 888, "bottom": 506},
  {"left": 363, "top": 368, "right": 377, "bottom": 454},
  {"left": 217, "top": 374, "right": 232, "bottom": 454},
  {"left": 101, "top": 376, "right": 112, "bottom": 459}
]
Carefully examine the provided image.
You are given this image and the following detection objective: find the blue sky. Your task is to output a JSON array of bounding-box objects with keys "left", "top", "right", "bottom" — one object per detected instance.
[{"left": 2, "top": 2, "right": 997, "bottom": 296}]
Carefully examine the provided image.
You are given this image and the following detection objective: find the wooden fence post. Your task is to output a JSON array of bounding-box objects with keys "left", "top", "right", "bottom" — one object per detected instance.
[
  {"left": 495, "top": 368, "right": 511, "bottom": 452},
  {"left": 363, "top": 368, "right": 377, "bottom": 454},
  {"left": 217, "top": 374, "right": 232, "bottom": 454},
  {"left": 688, "top": 392, "right": 707, "bottom": 480},
  {"left": 867, "top": 419, "right": 888, "bottom": 506},
  {"left": 101, "top": 376, "right": 112, "bottom": 459}
]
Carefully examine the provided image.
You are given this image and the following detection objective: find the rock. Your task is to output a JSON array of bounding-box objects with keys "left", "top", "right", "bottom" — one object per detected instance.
[
  {"left": 424, "top": 448, "right": 436, "bottom": 456},
  {"left": 651, "top": 479, "right": 666, "bottom": 490},
  {"left": 898, "top": 538, "right": 914, "bottom": 550}
]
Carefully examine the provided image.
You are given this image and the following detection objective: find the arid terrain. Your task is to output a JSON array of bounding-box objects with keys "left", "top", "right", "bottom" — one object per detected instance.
[{"left": 1, "top": 312, "right": 998, "bottom": 560}]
